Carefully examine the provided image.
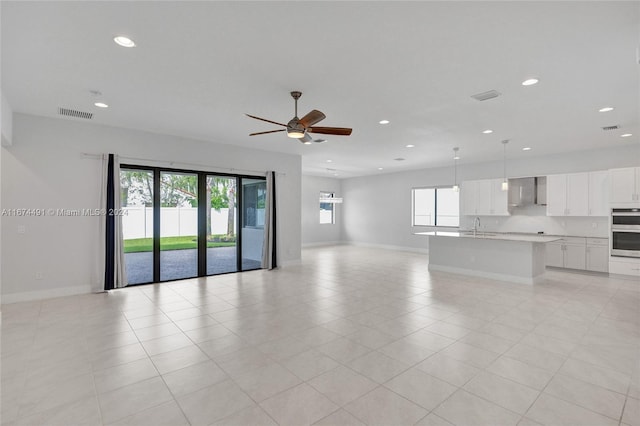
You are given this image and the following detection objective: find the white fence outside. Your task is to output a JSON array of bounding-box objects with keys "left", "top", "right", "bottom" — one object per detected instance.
[{"left": 122, "top": 207, "right": 238, "bottom": 239}]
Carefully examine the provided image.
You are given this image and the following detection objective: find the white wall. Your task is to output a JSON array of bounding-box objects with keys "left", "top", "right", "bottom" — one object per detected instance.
[
  {"left": 1, "top": 113, "right": 301, "bottom": 302},
  {"left": 301, "top": 175, "right": 342, "bottom": 246},
  {"left": 342, "top": 144, "right": 640, "bottom": 252}
]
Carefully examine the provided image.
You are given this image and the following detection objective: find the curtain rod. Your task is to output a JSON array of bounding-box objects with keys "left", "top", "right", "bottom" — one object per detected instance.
[{"left": 80, "top": 153, "right": 287, "bottom": 176}]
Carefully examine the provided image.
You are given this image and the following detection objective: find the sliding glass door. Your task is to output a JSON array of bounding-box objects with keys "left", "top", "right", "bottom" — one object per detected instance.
[
  {"left": 120, "top": 167, "right": 264, "bottom": 284},
  {"left": 206, "top": 175, "right": 238, "bottom": 275},
  {"left": 241, "top": 178, "right": 265, "bottom": 271},
  {"left": 159, "top": 171, "right": 199, "bottom": 281},
  {"left": 121, "top": 168, "right": 154, "bottom": 285}
]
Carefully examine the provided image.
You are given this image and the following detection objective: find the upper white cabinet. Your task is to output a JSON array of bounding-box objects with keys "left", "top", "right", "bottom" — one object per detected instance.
[
  {"left": 546, "top": 174, "right": 568, "bottom": 216},
  {"left": 547, "top": 173, "right": 589, "bottom": 216},
  {"left": 588, "top": 171, "right": 609, "bottom": 216},
  {"left": 491, "top": 179, "right": 509, "bottom": 216},
  {"left": 461, "top": 181, "right": 478, "bottom": 216},
  {"left": 609, "top": 167, "right": 640, "bottom": 204},
  {"left": 547, "top": 171, "right": 608, "bottom": 217},
  {"left": 461, "top": 179, "right": 509, "bottom": 216},
  {"left": 476, "top": 180, "right": 492, "bottom": 215}
]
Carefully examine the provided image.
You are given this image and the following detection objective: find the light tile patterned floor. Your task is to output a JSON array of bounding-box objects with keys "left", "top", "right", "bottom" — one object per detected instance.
[{"left": 2, "top": 245, "right": 639, "bottom": 426}]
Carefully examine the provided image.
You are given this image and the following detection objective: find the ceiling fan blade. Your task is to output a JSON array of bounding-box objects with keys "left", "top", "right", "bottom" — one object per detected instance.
[
  {"left": 299, "top": 109, "right": 326, "bottom": 128},
  {"left": 246, "top": 114, "right": 288, "bottom": 128},
  {"left": 249, "top": 129, "right": 286, "bottom": 136},
  {"left": 307, "top": 126, "right": 353, "bottom": 136},
  {"left": 298, "top": 133, "right": 312, "bottom": 143}
]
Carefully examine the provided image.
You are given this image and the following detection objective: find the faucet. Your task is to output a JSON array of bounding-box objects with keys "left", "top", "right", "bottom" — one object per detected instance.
[{"left": 473, "top": 217, "right": 481, "bottom": 236}]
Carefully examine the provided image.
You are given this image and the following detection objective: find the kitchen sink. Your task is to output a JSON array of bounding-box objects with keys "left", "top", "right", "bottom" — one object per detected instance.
[{"left": 461, "top": 231, "right": 498, "bottom": 237}]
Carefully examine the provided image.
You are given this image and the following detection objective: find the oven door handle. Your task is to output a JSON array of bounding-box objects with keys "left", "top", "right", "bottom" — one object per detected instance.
[{"left": 612, "top": 227, "right": 640, "bottom": 233}]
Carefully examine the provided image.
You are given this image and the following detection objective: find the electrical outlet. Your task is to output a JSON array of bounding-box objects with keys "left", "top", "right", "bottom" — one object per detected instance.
[
  {"left": 17, "top": 225, "right": 26, "bottom": 234},
  {"left": 35, "top": 272, "right": 43, "bottom": 280}
]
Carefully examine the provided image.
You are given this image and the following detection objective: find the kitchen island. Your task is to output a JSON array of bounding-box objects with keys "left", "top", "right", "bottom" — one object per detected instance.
[{"left": 415, "top": 231, "right": 562, "bottom": 284}]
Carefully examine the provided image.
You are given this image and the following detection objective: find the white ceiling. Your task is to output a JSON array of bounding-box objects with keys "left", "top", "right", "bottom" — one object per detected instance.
[{"left": 2, "top": 1, "right": 638, "bottom": 178}]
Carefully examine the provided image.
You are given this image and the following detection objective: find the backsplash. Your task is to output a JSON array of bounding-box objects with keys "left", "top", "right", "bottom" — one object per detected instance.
[{"left": 460, "top": 205, "right": 609, "bottom": 238}]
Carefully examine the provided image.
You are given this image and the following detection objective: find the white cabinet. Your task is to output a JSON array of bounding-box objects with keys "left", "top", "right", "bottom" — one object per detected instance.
[
  {"left": 609, "top": 258, "right": 640, "bottom": 277},
  {"left": 491, "top": 179, "right": 510, "bottom": 216},
  {"left": 564, "top": 237, "right": 587, "bottom": 270},
  {"left": 547, "top": 174, "right": 567, "bottom": 216},
  {"left": 545, "top": 242, "right": 564, "bottom": 268},
  {"left": 476, "top": 180, "right": 492, "bottom": 215},
  {"left": 588, "top": 171, "right": 609, "bottom": 216},
  {"left": 609, "top": 167, "right": 640, "bottom": 204},
  {"left": 586, "top": 238, "right": 608, "bottom": 273},
  {"left": 461, "top": 181, "right": 478, "bottom": 215},
  {"left": 547, "top": 173, "right": 589, "bottom": 216},
  {"left": 545, "top": 237, "right": 587, "bottom": 270},
  {"left": 461, "top": 179, "right": 509, "bottom": 216}
]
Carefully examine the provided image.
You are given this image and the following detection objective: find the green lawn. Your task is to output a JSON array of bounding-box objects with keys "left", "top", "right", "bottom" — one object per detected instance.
[{"left": 124, "top": 235, "right": 235, "bottom": 253}]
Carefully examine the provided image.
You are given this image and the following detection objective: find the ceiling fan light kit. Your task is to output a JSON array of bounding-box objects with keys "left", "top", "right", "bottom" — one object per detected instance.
[{"left": 247, "top": 91, "right": 352, "bottom": 143}]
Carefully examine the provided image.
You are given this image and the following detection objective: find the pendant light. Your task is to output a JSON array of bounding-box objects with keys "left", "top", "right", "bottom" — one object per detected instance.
[
  {"left": 501, "top": 140, "right": 509, "bottom": 191},
  {"left": 452, "top": 147, "right": 460, "bottom": 192}
]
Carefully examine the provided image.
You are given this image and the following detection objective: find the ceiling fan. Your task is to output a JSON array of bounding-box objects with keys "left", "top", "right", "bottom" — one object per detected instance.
[{"left": 247, "top": 91, "right": 353, "bottom": 143}]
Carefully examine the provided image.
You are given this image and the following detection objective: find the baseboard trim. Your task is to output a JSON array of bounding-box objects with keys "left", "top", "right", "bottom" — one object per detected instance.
[
  {"left": 279, "top": 258, "right": 302, "bottom": 267},
  {"left": 1, "top": 284, "right": 96, "bottom": 304},
  {"left": 346, "top": 241, "right": 429, "bottom": 255},
  {"left": 302, "top": 241, "right": 345, "bottom": 248}
]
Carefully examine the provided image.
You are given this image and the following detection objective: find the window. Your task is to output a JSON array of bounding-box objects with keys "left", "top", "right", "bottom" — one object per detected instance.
[
  {"left": 320, "top": 191, "right": 335, "bottom": 224},
  {"left": 412, "top": 187, "right": 459, "bottom": 227},
  {"left": 243, "top": 181, "right": 266, "bottom": 228}
]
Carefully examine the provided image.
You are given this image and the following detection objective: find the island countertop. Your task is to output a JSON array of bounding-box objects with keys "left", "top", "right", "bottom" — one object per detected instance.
[{"left": 414, "top": 231, "right": 562, "bottom": 244}]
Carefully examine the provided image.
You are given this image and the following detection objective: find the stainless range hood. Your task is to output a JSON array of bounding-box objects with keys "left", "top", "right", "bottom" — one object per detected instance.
[{"left": 508, "top": 176, "right": 547, "bottom": 207}]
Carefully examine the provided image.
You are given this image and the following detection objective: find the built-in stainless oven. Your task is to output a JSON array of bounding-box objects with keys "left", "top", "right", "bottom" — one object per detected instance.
[{"left": 611, "top": 208, "right": 640, "bottom": 258}]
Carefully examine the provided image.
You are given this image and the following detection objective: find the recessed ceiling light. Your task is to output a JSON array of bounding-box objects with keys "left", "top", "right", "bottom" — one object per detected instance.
[
  {"left": 326, "top": 160, "right": 332, "bottom": 163},
  {"left": 522, "top": 147, "right": 532, "bottom": 151},
  {"left": 482, "top": 129, "right": 493, "bottom": 134},
  {"left": 303, "top": 141, "right": 312, "bottom": 145},
  {"left": 453, "top": 155, "right": 460, "bottom": 160},
  {"left": 94, "top": 102, "right": 109, "bottom": 108},
  {"left": 378, "top": 167, "right": 384, "bottom": 170},
  {"left": 599, "top": 107, "right": 614, "bottom": 112},
  {"left": 522, "top": 78, "right": 539, "bottom": 86},
  {"left": 379, "top": 120, "right": 390, "bottom": 125},
  {"left": 333, "top": 173, "right": 338, "bottom": 177},
  {"left": 114, "top": 36, "right": 136, "bottom": 48},
  {"left": 406, "top": 144, "right": 415, "bottom": 148},
  {"left": 621, "top": 133, "right": 633, "bottom": 138}
]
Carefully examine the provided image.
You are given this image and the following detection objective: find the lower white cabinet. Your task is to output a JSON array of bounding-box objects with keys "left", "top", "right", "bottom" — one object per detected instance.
[
  {"left": 564, "top": 238, "right": 587, "bottom": 270},
  {"left": 546, "top": 237, "right": 608, "bottom": 272},
  {"left": 609, "top": 258, "right": 640, "bottom": 277},
  {"left": 546, "top": 243, "right": 564, "bottom": 268},
  {"left": 586, "top": 238, "right": 609, "bottom": 273}
]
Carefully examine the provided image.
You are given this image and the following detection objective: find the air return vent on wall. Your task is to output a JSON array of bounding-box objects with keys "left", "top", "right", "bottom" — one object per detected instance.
[
  {"left": 471, "top": 90, "right": 501, "bottom": 101},
  {"left": 602, "top": 125, "right": 620, "bottom": 131},
  {"left": 58, "top": 107, "right": 93, "bottom": 120}
]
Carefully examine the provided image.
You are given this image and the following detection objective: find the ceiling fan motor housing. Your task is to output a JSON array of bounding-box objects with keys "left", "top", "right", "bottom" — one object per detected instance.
[{"left": 287, "top": 118, "right": 306, "bottom": 138}]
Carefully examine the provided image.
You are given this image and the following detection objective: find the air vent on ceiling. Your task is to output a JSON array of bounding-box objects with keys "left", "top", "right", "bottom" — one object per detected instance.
[
  {"left": 602, "top": 125, "right": 620, "bottom": 131},
  {"left": 58, "top": 107, "right": 93, "bottom": 120},
  {"left": 471, "top": 90, "right": 501, "bottom": 101},
  {"left": 394, "top": 158, "right": 405, "bottom": 161}
]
